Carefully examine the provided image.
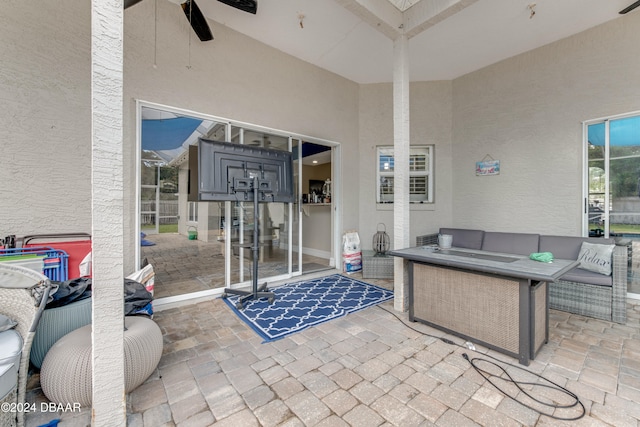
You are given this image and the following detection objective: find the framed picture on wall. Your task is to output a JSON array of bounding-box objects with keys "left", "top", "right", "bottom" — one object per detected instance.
[{"left": 476, "top": 158, "right": 500, "bottom": 176}]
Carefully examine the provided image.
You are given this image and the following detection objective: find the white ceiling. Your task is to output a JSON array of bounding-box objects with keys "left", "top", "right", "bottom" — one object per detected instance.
[
  {"left": 386, "top": 0, "right": 423, "bottom": 12},
  {"left": 194, "top": 0, "right": 637, "bottom": 84}
]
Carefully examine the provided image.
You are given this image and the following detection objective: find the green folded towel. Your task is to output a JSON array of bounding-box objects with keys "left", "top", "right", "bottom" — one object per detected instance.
[{"left": 530, "top": 252, "right": 554, "bottom": 263}]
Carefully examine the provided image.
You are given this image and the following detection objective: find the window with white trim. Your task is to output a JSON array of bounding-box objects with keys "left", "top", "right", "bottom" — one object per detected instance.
[{"left": 377, "top": 145, "right": 433, "bottom": 204}]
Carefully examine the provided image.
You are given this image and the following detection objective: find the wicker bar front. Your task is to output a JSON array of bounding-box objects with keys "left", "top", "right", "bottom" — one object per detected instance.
[{"left": 411, "top": 263, "right": 546, "bottom": 364}]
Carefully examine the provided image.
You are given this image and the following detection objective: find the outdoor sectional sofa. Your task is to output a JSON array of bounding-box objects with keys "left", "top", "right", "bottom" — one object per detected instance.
[{"left": 416, "top": 228, "right": 627, "bottom": 324}]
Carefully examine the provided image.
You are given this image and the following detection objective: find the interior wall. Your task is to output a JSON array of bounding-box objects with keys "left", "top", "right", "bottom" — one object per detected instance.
[
  {"left": 301, "top": 163, "right": 332, "bottom": 256},
  {"left": 0, "top": 1, "right": 359, "bottom": 273},
  {"left": 358, "top": 81, "right": 453, "bottom": 249},
  {"left": 302, "top": 163, "right": 332, "bottom": 194},
  {"left": 451, "top": 11, "right": 640, "bottom": 236}
]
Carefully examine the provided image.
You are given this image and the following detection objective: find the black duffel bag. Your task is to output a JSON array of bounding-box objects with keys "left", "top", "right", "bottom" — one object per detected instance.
[
  {"left": 47, "top": 277, "right": 92, "bottom": 308},
  {"left": 46, "top": 277, "right": 152, "bottom": 316}
]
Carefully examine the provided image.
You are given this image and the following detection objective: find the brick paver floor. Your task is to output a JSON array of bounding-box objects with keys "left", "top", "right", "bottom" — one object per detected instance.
[{"left": 24, "top": 272, "right": 640, "bottom": 426}]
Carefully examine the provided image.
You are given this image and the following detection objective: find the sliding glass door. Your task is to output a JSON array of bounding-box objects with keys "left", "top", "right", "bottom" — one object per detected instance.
[
  {"left": 585, "top": 113, "right": 640, "bottom": 295},
  {"left": 227, "top": 127, "right": 294, "bottom": 284},
  {"left": 138, "top": 102, "right": 310, "bottom": 303}
]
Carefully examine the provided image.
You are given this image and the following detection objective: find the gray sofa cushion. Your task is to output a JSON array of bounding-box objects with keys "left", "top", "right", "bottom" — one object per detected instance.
[
  {"left": 539, "top": 235, "right": 615, "bottom": 260},
  {"left": 439, "top": 228, "right": 484, "bottom": 250},
  {"left": 558, "top": 267, "right": 613, "bottom": 287},
  {"left": 481, "top": 232, "right": 540, "bottom": 256}
]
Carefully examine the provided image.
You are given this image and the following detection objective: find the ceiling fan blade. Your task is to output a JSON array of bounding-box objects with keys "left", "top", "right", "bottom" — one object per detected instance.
[
  {"left": 217, "top": 0, "right": 257, "bottom": 15},
  {"left": 181, "top": 0, "right": 213, "bottom": 41},
  {"left": 124, "top": 0, "right": 145, "bottom": 9},
  {"left": 620, "top": 0, "right": 640, "bottom": 14}
]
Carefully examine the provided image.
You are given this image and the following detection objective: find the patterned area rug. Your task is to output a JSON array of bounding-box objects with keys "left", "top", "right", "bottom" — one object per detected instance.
[{"left": 222, "top": 274, "right": 394, "bottom": 342}]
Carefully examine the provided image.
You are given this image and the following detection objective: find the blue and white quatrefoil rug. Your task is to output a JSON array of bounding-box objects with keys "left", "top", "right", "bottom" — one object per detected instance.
[{"left": 222, "top": 274, "right": 394, "bottom": 342}]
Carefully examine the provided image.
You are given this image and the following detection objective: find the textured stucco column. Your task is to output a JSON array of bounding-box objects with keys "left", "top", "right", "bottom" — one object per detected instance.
[
  {"left": 91, "top": 1, "right": 126, "bottom": 425},
  {"left": 393, "top": 33, "right": 411, "bottom": 312}
]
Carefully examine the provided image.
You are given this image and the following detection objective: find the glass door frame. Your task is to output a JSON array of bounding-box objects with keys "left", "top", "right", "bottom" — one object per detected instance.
[
  {"left": 583, "top": 110, "right": 640, "bottom": 237},
  {"left": 583, "top": 110, "right": 640, "bottom": 300},
  {"left": 583, "top": 119, "right": 611, "bottom": 237},
  {"left": 292, "top": 137, "right": 302, "bottom": 277},
  {"left": 136, "top": 100, "right": 341, "bottom": 307},
  {"left": 223, "top": 128, "right": 298, "bottom": 291}
]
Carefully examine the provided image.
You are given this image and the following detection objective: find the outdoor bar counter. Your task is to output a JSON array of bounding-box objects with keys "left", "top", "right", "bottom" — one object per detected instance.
[{"left": 389, "top": 246, "right": 579, "bottom": 365}]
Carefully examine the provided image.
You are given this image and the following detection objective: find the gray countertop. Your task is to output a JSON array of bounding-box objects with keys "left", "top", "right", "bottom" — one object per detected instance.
[{"left": 389, "top": 246, "right": 580, "bottom": 282}]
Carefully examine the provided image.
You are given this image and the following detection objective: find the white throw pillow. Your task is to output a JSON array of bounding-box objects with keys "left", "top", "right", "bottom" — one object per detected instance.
[{"left": 577, "top": 242, "right": 614, "bottom": 275}]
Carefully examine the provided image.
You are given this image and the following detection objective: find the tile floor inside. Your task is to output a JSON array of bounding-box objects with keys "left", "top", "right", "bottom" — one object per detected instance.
[{"left": 23, "top": 270, "right": 640, "bottom": 427}]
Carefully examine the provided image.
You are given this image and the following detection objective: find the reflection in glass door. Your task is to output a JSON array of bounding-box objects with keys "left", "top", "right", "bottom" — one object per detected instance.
[
  {"left": 227, "top": 128, "right": 293, "bottom": 286},
  {"left": 586, "top": 133, "right": 606, "bottom": 238},
  {"left": 138, "top": 102, "right": 330, "bottom": 304},
  {"left": 140, "top": 156, "right": 180, "bottom": 238},
  {"left": 586, "top": 114, "right": 640, "bottom": 295},
  {"left": 139, "top": 105, "right": 229, "bottom": 299}
]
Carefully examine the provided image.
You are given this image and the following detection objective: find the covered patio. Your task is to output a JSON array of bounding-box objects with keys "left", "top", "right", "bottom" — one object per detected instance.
[
  {"left": 3, "top": 0, "right": 640, "bottom": 425},
  {"left": 23, "top": 274, "right": 640, "bottom": 426}
]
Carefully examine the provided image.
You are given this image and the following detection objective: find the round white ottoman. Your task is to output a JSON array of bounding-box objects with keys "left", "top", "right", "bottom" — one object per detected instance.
[{"left": 40, "top": 316, "right": 163, "bottom": 407}]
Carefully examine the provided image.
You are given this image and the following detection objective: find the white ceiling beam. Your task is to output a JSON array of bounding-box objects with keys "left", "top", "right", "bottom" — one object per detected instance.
[
  {"left": 336, "top": 0, "right": 480, "bottom": 40},
  {"left": 404, "top": 0, "right": 480, "bottom": 38},
  {"left": 334, "top": 0, "right": 404, "bottom": 39}
]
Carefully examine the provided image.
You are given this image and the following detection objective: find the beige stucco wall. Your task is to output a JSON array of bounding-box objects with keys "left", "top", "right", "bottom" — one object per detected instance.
[
  {"left": 0, "top": 1, "right": 359, "bottom": 272},
  {"left": 356, "top": 12, "right": 640, "bottom": 243},
  {"left": 124, "top": 1, "right": 360, "bottom": 269},
  {"left": 451, "top": 11, "right": 640, "bottom": 236},
  {"left": 2, "top": 1, "right": 640, "bottom": 261},
  {"left": 358, "top": 81, "right": 453, "bottom": 249},
  {"left": 0, "top": 2, "right": 92, "bottom": 235}
]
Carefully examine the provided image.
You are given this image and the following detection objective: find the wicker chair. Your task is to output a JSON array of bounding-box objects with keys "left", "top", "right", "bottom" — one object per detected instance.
[
  {"left": 549, "top": 245, "right": 627, "bottom": 324},
  {"left": 0, "top": 264, "right": 52, "bottom": 427}
]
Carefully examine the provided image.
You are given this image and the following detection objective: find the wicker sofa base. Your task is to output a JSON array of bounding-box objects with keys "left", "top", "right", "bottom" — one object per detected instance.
[{"left": 549, "top": 279, "right": 625, "bottom": 324}]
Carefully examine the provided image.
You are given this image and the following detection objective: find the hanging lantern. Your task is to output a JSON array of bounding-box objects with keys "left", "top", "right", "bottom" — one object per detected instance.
[{"left": 372, "top": 223, "right": 390, "bottom": 254}]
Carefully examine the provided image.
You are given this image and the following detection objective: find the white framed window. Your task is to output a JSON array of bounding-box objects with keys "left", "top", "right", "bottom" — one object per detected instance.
[
  {"left": 188, "top": 201, "right": 198, "bottom": 222},
  {"left": 377, "top": 145, "right": 433, "bottom": 204}
]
